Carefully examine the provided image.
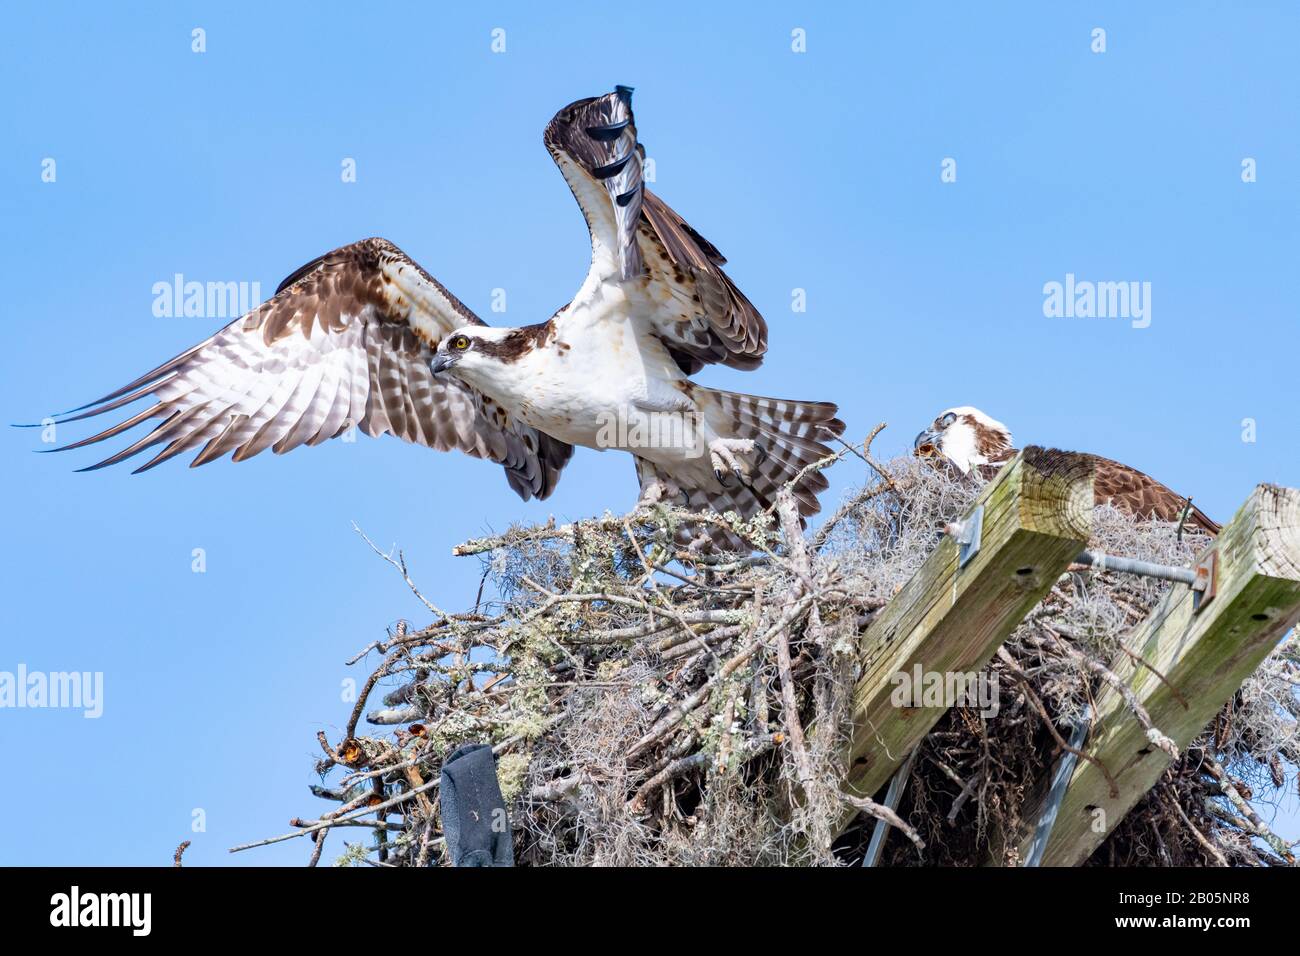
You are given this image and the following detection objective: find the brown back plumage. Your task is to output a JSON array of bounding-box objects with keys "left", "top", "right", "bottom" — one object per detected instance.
[
  {"left": 1088, "top": 453, "right": 1220, "bottom": 534},
  {"left": 975, "top": 448, "right": 1218, "bottom": 534}
]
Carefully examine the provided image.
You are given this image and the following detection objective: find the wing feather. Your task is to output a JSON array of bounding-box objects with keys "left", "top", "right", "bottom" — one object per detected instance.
[
  {"left": 1091, "top": 455, "right": 1220, "bottom": 534},
  {"left": 275, "top": 357, "right": 334, "bottom": 455},
  {"left": 544, "top": 88, "right": 768, "bottom": 372},
  {"left": 46, "top": 237, "right": 572, "bottom": 500}
]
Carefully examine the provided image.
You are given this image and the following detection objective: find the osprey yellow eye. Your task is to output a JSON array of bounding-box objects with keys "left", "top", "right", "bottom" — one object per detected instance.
[{"left": 452, "top": 336, "right": 469, "bottom": 351}]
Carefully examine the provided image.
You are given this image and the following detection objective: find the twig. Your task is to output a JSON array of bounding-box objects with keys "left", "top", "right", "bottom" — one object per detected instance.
[
  {"left": 997, "top": 647, "right": 1120, "bottom": 799},
  {"left": 353, "top": 523, "right": 456, "bottom": 626},
  {"left": 840, "top": 792, "right": 925, "bottom": 852}
]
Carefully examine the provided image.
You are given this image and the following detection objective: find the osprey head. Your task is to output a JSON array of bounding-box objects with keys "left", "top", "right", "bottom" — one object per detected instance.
[
  {"left": 429, "top": 326, "right": 518, "bottom": 381},
  {"left": 913, "top": 406, "right": 1013, "bottom": 474},
  {"left": 429, "top": 324, "right": 552, "bottom": 405}
]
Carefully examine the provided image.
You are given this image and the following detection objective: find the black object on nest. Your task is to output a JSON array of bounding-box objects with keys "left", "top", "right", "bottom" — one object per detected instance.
[{"left": 439, "top": 743, "right": 514, "bottom": 867}]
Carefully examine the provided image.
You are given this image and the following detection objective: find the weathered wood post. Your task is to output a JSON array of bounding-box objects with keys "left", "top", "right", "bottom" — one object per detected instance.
[
  {"left": 841, "top": 447, "right": 1094, "bottom": 806},
  {"left": 1003, "top": 483, "right": 1300, "bottom": 866}
]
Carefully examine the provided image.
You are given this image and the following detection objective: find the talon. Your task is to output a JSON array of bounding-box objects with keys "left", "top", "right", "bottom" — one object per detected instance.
[
  {"left": 708, "top": 437, "right": 761, "bottom": 488},
  {"left": 754, "top": 442, "right": 769, "bottom": 464}
]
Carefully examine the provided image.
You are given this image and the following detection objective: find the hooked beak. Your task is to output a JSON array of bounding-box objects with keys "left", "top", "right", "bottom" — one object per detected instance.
[
  {"left": 913, "top": 428, "right": 941, "bottom": 457},
  {"left": 429, "top": 353, "right": 456, "bottom": 376}
]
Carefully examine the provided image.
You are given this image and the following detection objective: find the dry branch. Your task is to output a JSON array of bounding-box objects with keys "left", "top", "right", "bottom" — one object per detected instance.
[{"left": 237, "top": 452, "right": 1299, "bottom": 867}]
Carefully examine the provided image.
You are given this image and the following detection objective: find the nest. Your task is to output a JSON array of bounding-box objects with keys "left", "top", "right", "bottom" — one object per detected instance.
[{"left": 265, "top": 436, "right": 1299, "bottom": 867}]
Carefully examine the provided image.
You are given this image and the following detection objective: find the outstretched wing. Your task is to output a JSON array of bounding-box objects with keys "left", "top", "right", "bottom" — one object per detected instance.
[
  {"left": 1090, "top": 455, "right": 1220, "bottom": 535},
  {"left": 45, "top": 237, "right": 572, "bottom": 500},
  {"left": 544, "top": 87, "right": 767, "bottom": 373}
]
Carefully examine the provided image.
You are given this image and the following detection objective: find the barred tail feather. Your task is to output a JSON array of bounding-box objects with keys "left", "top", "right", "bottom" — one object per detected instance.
[
  {"left": 635, "top": 388, "right": 844, "bottom": 552},
  {"left": 709, "top": 388, "right": 844, "bottom": 514}
]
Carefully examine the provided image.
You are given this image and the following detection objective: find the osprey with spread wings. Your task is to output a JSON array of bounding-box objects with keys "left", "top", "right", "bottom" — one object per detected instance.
[{"left": 40, "top": 88, "right": 844, "bottom": 541}]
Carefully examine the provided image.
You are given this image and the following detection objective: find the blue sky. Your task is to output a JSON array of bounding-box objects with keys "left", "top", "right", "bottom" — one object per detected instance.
[{"left": 2, "top": 2, "right": 1296, "bottom": 865}]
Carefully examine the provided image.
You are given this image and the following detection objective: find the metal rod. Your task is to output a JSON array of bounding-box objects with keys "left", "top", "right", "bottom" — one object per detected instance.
[
  {"left": 1073, "top": 550, "right": 1198, "bottom": 587},
  {"left": 861, "top": 748, "right": 918, "bottom": 867},
  {"left": 1024, "top": 704, "right": 1092, "bottom": 867}
]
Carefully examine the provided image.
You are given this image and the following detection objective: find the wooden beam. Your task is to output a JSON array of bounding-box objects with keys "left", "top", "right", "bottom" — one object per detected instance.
[
  {"left": 841, "top": 447, "right": 1094, "bottom": 806},
  {"left": 1005, "top": 483, "right": 1300, "bottom": 867}
]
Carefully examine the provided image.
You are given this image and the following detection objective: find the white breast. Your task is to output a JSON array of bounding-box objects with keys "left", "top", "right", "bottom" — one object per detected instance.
[{"left": 501, "top": 294, "right": 696, "bottom": 454}]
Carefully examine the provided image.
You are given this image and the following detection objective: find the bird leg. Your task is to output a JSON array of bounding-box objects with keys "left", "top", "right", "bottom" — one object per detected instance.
[
  {"left": 686, "top": 531, "right": 715, "bottom": 555},
  {"left": 708, "top": 438, "right": 767, "bottom": 488},
  {"left": 636, "top": 476, "right": 687, "bottom": 509}
]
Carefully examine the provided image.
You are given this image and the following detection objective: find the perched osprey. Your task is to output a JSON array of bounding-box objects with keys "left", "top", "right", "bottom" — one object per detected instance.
[
  {"left": 913, "top": 406, "right": 1220, "bottom": 535},
  {"left": 39, "top": 88, "right": 843, "bottom": 544}
]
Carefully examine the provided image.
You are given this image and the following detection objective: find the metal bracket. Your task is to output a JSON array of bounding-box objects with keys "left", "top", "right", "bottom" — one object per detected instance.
[
  {"left": 945, "top": 504, "right": 984, "bottom": 569},
  {"left": 861, "top": 749, "right": 918, "bottom": 867},
  {"left": 1192, "top": 549, "right": 1218, "bottom": 614},
  {"left": 1024, "top": 704, "right": 1092, "bottom": 867}
]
